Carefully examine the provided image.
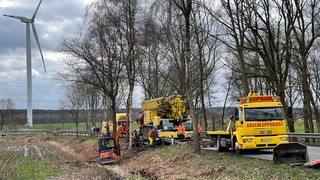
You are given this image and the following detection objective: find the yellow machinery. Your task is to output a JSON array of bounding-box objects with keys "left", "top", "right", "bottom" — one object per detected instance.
[
  {"left": 207, "top": 92, "right": 308, "bottom": 164},
  {"left": 138, "top": 95, "right": 193, "bottom": 139},
  {"left": 101, "top": 113, "right": 127, "bottom": 136}
]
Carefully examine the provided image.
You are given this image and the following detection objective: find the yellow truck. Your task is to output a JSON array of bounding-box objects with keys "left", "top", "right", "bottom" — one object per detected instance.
[
  {"left": 101, "top": 113, "right": 127, "bottom": 136},
  {"left": 138, "top": 95, "right": 193, "bottom": 140},
  {"left": 207, "top": 92, "right": 307, "bottom": 164}
]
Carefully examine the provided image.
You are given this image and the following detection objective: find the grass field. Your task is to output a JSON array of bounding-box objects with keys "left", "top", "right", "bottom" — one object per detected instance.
[
  {"left": 155, "top": 145, "right": 320, "bottom": 179},
  {"left": 1, "top": 122, "right": 140, "bottom": 131}
]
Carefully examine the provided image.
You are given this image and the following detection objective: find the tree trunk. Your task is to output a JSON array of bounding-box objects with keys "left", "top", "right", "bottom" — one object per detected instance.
[
  {"left": 126, "top": 89, "right": 134, "bottom": 149},
  {"left": 111, "top": 96, "right": 117, "bottom": 135}
]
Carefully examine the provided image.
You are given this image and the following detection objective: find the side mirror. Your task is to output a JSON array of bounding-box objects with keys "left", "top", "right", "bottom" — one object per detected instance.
[{"left": 234, "top": 108, "right": 239, "bottom": 120}]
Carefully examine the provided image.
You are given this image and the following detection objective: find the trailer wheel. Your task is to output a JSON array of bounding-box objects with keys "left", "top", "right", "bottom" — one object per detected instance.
[
  {"left": 216, "top": 135, "right": 227, "bottom": 152},
  {"left": 234, "top": 140, "right": 242, "bottom": 155}
]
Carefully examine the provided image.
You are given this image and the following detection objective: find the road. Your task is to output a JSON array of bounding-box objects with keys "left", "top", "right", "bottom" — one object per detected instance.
[
  {"left": 243, "top": 145, "right": 320, "bottom": 163},
  {"left": 202, "top": 145, "right": 320, "bottom": 163}
]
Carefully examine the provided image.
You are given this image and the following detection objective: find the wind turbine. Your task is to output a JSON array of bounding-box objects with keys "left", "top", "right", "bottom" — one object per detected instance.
[{"left": 4, "top": 0, "right": 46, "bottom": 127}]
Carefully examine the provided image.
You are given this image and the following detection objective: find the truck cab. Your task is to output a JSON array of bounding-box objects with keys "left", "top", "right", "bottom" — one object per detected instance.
[
  {"left": 208, "top": 93, "right": 289, "bottom": 154},
  {"left": 159, "top": 119, "right": 193, "bottom": 138},
  {"left": 232, "top": 94, "right": 288, "bottom": 154}
]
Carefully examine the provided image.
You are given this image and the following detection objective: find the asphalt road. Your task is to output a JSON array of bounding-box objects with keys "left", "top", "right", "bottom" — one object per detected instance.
[
  {"left": 202, "top": 145, "right": 320, "bottom": 163},
  {"left": 243, "top": 145, "right": 320, "bottom": 163}
]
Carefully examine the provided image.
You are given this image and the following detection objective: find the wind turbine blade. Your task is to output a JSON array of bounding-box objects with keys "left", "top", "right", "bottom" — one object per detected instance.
[
  {"left": 32, "top": 0, "right": 42, "bottom": 20},
  {"left": 32, "top": 22, "right": 46, "bottom": 73},
  {"left": 3, "top": 14, "right": 29, "bottom": 22}
]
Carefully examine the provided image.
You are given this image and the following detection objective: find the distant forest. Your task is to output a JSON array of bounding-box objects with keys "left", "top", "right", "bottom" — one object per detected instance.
[{"left": 4, "top": 107, "right": 234, "bottom": 129}]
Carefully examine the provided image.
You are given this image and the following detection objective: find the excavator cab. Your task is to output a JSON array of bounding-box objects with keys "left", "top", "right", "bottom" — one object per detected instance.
[
  {"left": 98, "top": 122, "right": 130, "bottom": 164},
  {"left": 98, "top": 137, "right": 120, "bottom": 164}
]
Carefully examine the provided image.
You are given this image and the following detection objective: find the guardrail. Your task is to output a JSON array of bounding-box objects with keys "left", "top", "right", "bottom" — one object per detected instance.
[
  {"left": 0, "top": 130, "right": 92, "bottom": 137},
  {"left": 52, "top": 130, "right": 91, "bottom": 137},
  {"left": 288, "top": 133, "right": 320, "bottom": 139},
  {"left": 287, "top": 133, "right": 320, "bottom": 145}
]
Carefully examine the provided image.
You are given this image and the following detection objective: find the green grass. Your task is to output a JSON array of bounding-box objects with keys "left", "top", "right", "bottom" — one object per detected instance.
[
  {"left": 2, "top": 121, "right": 140, "bottom": 131},
  {"left": 1, "top": 123, "right": 88, "bottom": 131},
  {"left": 293, "top": 119, "right": 319, "bottom": 133},
  {"left": 157, "top": 145, "right": 320, "bottom": 179},
  {"left": 157, "top": 145, "right": 183, "bottom": 161},
  {"left": 7, "top": 157, "right": 63, "bottom": 180},
  {"left": 294, "top": 119, "right": 305, "bottom": 133}
]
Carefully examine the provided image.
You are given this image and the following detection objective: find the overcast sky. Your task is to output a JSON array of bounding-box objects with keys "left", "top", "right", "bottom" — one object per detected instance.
[
  {"left": 0, "top": 0, "right": 228, "bottom": 111},
  {"left": 0, "top": 0, "right": 145, "bottom": 110},
  {"left": 0, "top": 0, "right": 93, "bottom": 110}
]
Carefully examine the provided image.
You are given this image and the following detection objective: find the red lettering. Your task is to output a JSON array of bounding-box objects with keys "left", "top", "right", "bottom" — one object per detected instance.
[{"left": 247, "top": 122, "right": 284, "bottom": 127}]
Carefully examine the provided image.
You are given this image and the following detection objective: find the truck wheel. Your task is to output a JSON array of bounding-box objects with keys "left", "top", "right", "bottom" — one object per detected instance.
[
  {"left": 234, "top": 140, "right": 242, "bottom": 155},
  {"left": 217, "top": 136, "right": 226, "bottom": 152}
]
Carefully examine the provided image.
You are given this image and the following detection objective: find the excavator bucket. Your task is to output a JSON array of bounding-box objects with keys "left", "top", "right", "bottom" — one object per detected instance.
[
  {"left": 98, "top": 156, "right": 118, "bottom": 164},
  {"left": 273, "top": 142, "right": 308, "bottom": 164}
]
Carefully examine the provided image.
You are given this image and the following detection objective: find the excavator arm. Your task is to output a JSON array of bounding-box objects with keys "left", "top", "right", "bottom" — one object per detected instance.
[{"left": 114, "top": 122, "right": 130, "bottom": 148}]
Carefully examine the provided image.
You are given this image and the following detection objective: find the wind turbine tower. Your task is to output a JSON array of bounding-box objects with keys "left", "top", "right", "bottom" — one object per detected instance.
[{"left": 4, "top": 0, "right": 46, "bottom": 127}]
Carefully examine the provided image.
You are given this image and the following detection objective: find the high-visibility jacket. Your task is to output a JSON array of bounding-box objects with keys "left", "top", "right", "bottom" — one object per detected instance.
[
  {"left": 148, "top": 130, "right": 155, "bottom": 137},
  {"left": 178, "top": 124, "right": 186, "bottom": 135},
  {"left": 197, "top": 124, "right": 202, "bottom": 133},
  {"left": 148, "top": 130, "right": 155, "bottom": 145}
]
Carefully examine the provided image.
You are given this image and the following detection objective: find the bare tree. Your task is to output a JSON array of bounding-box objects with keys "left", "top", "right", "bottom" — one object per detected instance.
[
  {"left": 173, "top": 0, "right": 201, "bottom": 153},
  {"left": 123, "top": 0, "right": 139, "bottom": 149},
  {"left": 208, "top": 0, "right": 250, "bottom": 96},
  {"left": 288, "top": 0, "right": 320, "bottom": 134},
  {"left": 137, "top": 16, "right": 174, "bottom": 99},
  {"left": 82, "top": 85, "right": 102, "bottom": 130},
  {"left": 0, "top": 98, "right": 14, "bottom": 130},
  {"left": 239, "top": 0, "right": 295, "bottom": 131},
  {"left": 58, "top": 1, "right": 127, "bottom": 134},
  {"left": 309, "top": 47, "right": 320, "bottom": 132},
  {"left": 191, "top": 2, "right": 219, "bottom": 131},
  {"left": 61, "top": 85, "right": 85, "bottom": 138}
]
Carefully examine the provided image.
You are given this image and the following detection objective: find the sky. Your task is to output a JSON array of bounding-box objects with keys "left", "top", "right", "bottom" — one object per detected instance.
[
  {"left": 0, "top": 0, "right": 228, "bottom": 111},
  {"left": 0, "top": 0, "right": 145, "bottom": 110}
]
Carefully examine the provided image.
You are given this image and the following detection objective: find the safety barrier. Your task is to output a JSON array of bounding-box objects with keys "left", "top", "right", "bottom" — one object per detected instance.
[
  {"left": 288, "top": 133, "right": 320, "bottom": 139},
  {"left": 0, "top": 130, "right": 91, "bottom": 137},
  {"left": 53, "top": 130, "right": 91, "bottom": 137},
  {"left": 288, "top": 133, "right": 320, "bottom": 145}
]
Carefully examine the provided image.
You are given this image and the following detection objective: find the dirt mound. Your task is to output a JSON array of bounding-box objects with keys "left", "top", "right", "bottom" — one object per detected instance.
[{"left": 45, "top": 136, "right": 99, "bottom": 161}]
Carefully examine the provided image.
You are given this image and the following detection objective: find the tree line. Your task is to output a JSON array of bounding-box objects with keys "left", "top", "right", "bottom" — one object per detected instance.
[{"left": 55, "top": 0, "right": 320, "bottom": 152}]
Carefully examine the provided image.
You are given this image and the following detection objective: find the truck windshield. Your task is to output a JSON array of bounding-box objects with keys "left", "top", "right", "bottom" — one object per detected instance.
[
  {"left": 161, "top": 119, "right": 193, "bottom": 131},
  {"left": 244, "top": 107, "right": 284, "bottom": 121}
]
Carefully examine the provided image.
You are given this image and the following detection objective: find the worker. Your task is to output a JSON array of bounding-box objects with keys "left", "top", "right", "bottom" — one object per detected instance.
[
  {"left": 177, "top": 122, "right": 186, "bottom": 140},
  {"left": 138, "top": 113, "right": 144, "bottom": 125},
  {"left": 148, "top": 129, "right": 155, "bottom": 146},
  {"left": 197, "top": 123, "right": 202, "bottom": 136}
]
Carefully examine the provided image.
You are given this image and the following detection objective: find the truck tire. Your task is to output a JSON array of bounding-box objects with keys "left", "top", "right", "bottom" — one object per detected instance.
[
  {"left": 234, "top": 140, "right": 242, "bottom": 155},
  {"left": 216, "top": 135, "right": 227, "bottom": 152}
]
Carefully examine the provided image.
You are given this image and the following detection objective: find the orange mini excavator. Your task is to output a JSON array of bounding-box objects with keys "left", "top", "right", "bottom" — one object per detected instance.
[{"left": 98, "top": 122, "right": 130, "bottom": 164}]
